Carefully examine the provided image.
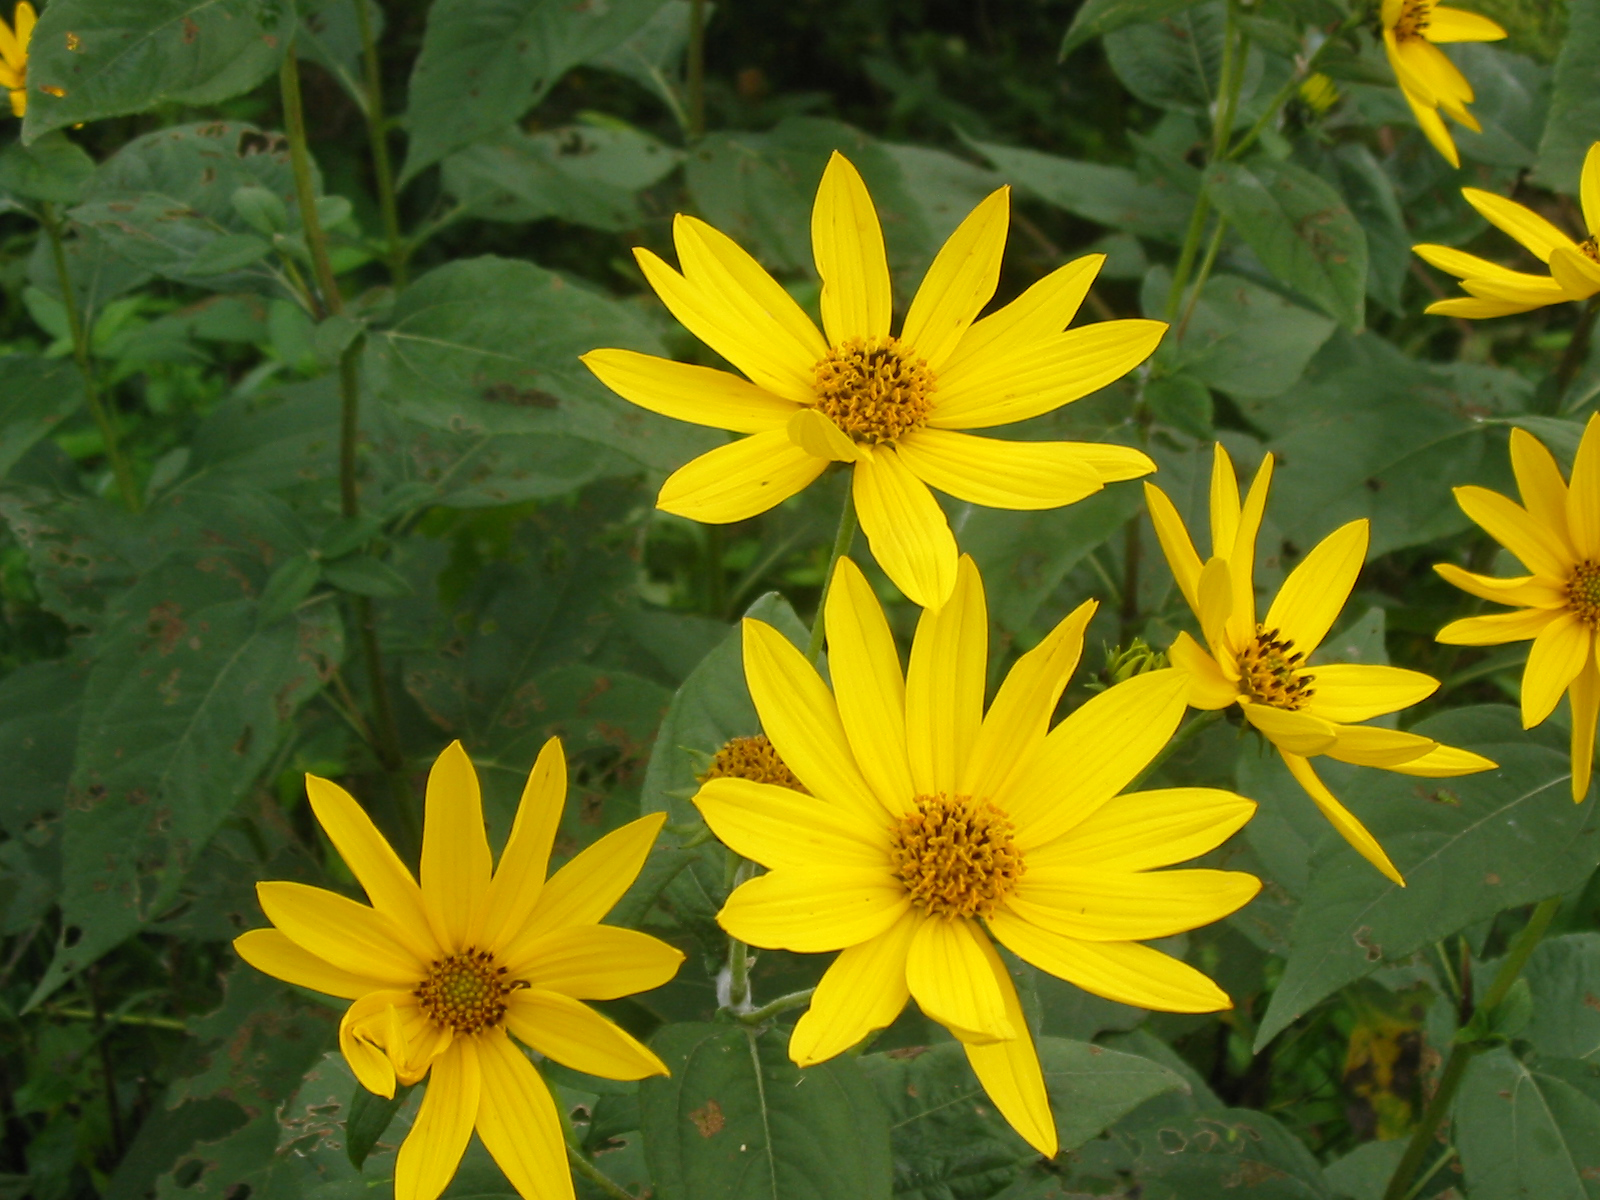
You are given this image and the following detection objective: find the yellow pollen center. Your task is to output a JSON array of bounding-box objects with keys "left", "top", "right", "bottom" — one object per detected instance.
[
  {"left": 700, "top": 734, "right": 808, "bottom": 792},
  {"left": 888, "top": 793, "right": 1023, "bottom": 919},
  {"left": 812, "top": 336, "right": 936, "bottom": 444},
  {"left": 1393, "top": 0, "right": 1431, "bottom": 40},
  {"left": 1582, "top": 236, "right": 1600, "bottom": 265},
  {"left": 1569, "top": 561, "right": 1600, "bottom": 625},
  {"left": 415, "top": 949, "right": 518, "bottom": 1034},
  {"left": 1239, "top": 626, "right": 1315, "bottom": 710}
]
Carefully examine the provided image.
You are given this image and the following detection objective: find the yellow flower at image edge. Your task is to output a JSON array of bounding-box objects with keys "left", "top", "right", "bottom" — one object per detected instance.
[
  {"left": 1414, "top": 143, "right": 1600, "bottom": 318},
  {"left": 1436, "top": 417, "right": 1600, "bottom": 802},
  {"left": 0, "top": 1, "right": 34, "bottom": 118},
  {"left": 1381, "top": 0, "right": 1505, "bottom": 168},
  {"left": 234, "top": 740, "right": 684, "bottom": 1200},
  {"left": 582, "top": 151, "right": 1166, "bottom": 609},
  {"left": 1146, "top": 445, "right": 1495, "bottom": 886},
  {"left": 694, "top": 554, "right": 1261, "bottom": 1155}
]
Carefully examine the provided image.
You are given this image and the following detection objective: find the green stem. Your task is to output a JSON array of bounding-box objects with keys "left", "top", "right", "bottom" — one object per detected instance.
[
  {"left": 352, "top": 0, "right": 406, "bottom": 287},
  {"left": 280, "top": 45, "right": 345, "bottom": 317},
  {"left": 1132, "top": 709, "right": 1223, "bottom": 789},
  {"left": 1164, "top": 193, "right": 1212, "bottom": 322},
  {"left": 1176, "top": 215, "right": 1229, "bottom": 340},
  {"left": 805, "top": 489, "right": 858, "bottom": 664},
  {"left": 565, "top": 1142, "right": 635, "bottom": 1200},
  {"left": 1210, "top": 2, "right": 1242, "bottom": 160},
  {"left": 1226, "top": 7, "right": 1367, "bottom": 164},
  {"left": 736, "top": 987, "right": 816, "bottom": 1026},
  {"left": 1380, "top": 896, "right": 1562, "bottom": 1200},
  {"left": 40, "top": 203, "right": 139, "bottom": 510},
  {"left": 44, "top": 1006, "right": 186, "bottom": 1032},
  {"left": 687, "top": 0, "right": 706, "bottom": 140},
  {"left": 1555, "top": 295, "right": 1600, "bottom": 407}
]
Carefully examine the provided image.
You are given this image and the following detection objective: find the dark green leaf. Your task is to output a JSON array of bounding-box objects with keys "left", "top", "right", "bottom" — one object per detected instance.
[
  {"left": 971, "top": 139, "right": 1193, "bottom": 239},
  {"left": 1455, "top": 1048, "right": 1600, "bottom": 1199},
  {"left": 0, "top": 133, "right": 95, "bottom": 203},
  {"left": 1117, "top": 1108, "right": 1333, "bottom": 1199},
  {"left": 230, "top": 184, "right": 288, "bottom": 236},
  {"left": 1522, "top": 934, "right": 1600, "bottom": 1062},
  {"left": 1104, "top": 6, "right": 1247, "bottom": 116},
  {"left": 1535, "top": 0, "right": 1600, "bottom": 192},
  {"left": 1321, "top": 144, "right": 1409, "bottom": 315},
  {"left": 255, "top": 554, "right": 320, "bottom": 627},
  {"left": 1448, "top": 44, "right": 1549, "bottom": 170},
  {"left": 0, "top": 356, "right": 85, "bottom": 480},
  {"left": 1146, "top": 372, "right": 1213, "bottom": 437},
  {"left": 1060, "top": 0, "right": 1209, "bottom": 57},
  {"left": 345, "top": 1083, "right": 413, "bottom": 1171},
  {"left": 184, "top": 232, "right": 272, "bottom": 277}
]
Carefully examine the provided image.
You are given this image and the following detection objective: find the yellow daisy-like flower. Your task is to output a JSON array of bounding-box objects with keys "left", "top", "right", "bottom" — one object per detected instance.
[
  {"left": 694, "top": 554, "right": 1260, "bottom": 1155},
  {"left": 234, "top": 740, "right": 684, "bottom": 1200},
  {"left": 1436, "top": 418, "right": 1600, "bottom": 802},
  {"left": 0, "top": 1, "right": 33, "bottom": 118},
  {"left": 581, "top": 152, "right": 1165, "bottom": 609},
  {"left": 1146, "top": 445, "right": 1496, "bottom": 886},
  {"left": 1381, "top": 0, "right": 1506, "bottom": 169},
  {"left": 1414, "top": 143, "right": 1600, "bottom": 318}
]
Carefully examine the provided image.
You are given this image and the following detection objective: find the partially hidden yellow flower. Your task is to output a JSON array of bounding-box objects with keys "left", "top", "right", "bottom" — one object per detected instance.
[
  {"left": 1298, "top": 73, "right": 1340, "bottom": 117},
  {"left": 1381, "top": 0, "right": 1506, "bottom": 169},
  {"left": 1436, "top": 418, "right": 1600, "bottom": 801},
  {"left": 235, "top": 740, "right": 684, "bottom": 1200},
  {"left": 1414, "top": 143, "right": 1600, "bottom": 318},
  {"left": 0, "top": 2, "right": 33, "bottom": 118},
  {"left": 582, "top": 151, "right": 1165, "bottom": 609},
  {"left": 695, "top": 554, "right": 1260, "bottom": 1155},
  {"left": 1146, "top": 445, "right": 1496, "bottom": 887}
]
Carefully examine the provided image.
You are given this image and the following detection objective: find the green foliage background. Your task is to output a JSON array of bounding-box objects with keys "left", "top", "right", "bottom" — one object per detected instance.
[{"left": 2, "top": 0, "right": 1600, "bottom": 1198}]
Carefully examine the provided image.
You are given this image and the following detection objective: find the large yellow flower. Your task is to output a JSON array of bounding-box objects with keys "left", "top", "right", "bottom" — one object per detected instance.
[
  {"left": 1436, "top": 418, "right": 1600, "bottom": 801},
  {"left": 1415, "top": 143, "right": 1600, "bottom": 318},
  {"left": 235, "top": 740, "right": 684, "bottom": 1200},
  {"left": 582, "top": 152, "right": 1164, "bottom": 609},
  {"left": 694, "top": 554, "right": 1260, "bottom": 1155},
  {"left": 1146, "top": 445, "right": 1495, "bottom": 886},
  {"left": 1381, "top": 0, "right": 1505, "bottom": 169},
  {"left": 0, "top": 2, "right": 32, "bottom": 118}
]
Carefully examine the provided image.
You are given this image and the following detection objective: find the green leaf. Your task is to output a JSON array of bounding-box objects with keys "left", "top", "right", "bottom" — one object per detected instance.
[
  {"left": 0, "top": 356, "right": 85, "bottom": 480},
  {"left": 1448, "top": 44, "right": 1549, "bottom": 171},
  {"left": 1318, "top": 144, "right": 1409, "bottom": 316},
  {"left": 255, "top": 553, "right": 320, "bottom": 627},
  {"left": 0, "top": 133, "right": 96, "bottom": 204},
  {"left": 401, "top": 0, "right": 670, "bottom": 181},
  {"left": 1059, "top": 0, "right": 1208, "bottom": 57},
  {"left": 1321, "top": 1141, "right": 1405, "bottom": 1200},
  {"left": 588, "top": 0, "right": 693, "bottom": 119},
  {"left": 1117, "top": 1108, "right": 1334, "bottom": 1199},
  {"left": 322, "top": 554, "right": 410, "bottom": 598},
  {"left": 639, "top": 1022, "right": 893, "bottom": 1200},
  {"left": 184, "top": 232, "right": 272, "bottom": 276},
  {"left": 1523, "top": 934, "right": 1600, "bottom": 1062},
  {"left": 970, "top": 139, "right": 1193, "bottom": 239},
  {"left": 22, "top": 0, "right": 292, "bottom": 142},
  {"left": 1103, "top": 5, "right": 1254, "bottom": 116},
  {"left": 1455, "top": 1048, "right": 1600, "bottom": 1200},
  {"left": 1146, "top": 372, "right": 1213, "bottom": 437},
  {"left": 1253, "top": 707, "right": 1598, "bottom": 1050},
  {"left": 345, "top": 1083, "right": 413, "bottom": 1171},
  {"left": 1535, "top": 0, "right": 1600, "bottom": 192},
  {"left": 1204, "top": 160, "right": 1367, "bottom": 330},
  {"left": 229, "top": 184, "right": 288, "bottom": 235}
]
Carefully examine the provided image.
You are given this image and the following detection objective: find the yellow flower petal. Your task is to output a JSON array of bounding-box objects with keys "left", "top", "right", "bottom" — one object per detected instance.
[
  {"left": 1197, "top": 556, "right": 1235, "bottom": 664},
  {"left": 507, "top": 989, "right": 667, "bottom": 1080},
  {"left": 851, "top": 445, "right": 959, "bottom": 609},
  {"left": 1229, "top": 452, "right": 1274, "bottom": 637},
  {"left": 520, "top": 813, "right": 665, "bottom": 935},
  {"left": 1568, "top": 414, "right": 1600, "bottom": 558},
  {"left": 1437, "top": 607, "right": 1559, "bottom": 645},
  {"left": 1072, "top": 442, "right": 1158, "bottom": 482},
  {"left": 787, "top": 407, "right": 861, "bottom": 462},
  {"left": 812, "top": 152, "right": 892, "bottom": 344},
  {"left": 1550, "top": 246, "right": 1600, "bottom": 297},
  {"left": 473, "top": 1030, "right": 570, "bottom": 1200},
  {"left": 1570, "top": 651, "right": 1599, "bottom": 801},
  {"left": 1510, "top": 426, "right": 1574, "bottom": 539},
  {"left": 1411, "top": 40, "right": 1477, "bottom": 120},
  {"left": 1323, "top": 724, "right": 1437, "bottom": 768},
  {"left": 1413, "top": 243, "right": 1535, "bottom": 282},
  {"left": 944, "top": 253, "right": 1103, "bottom": 374},
  {"left": 1387, "top": 743, "right": 1497, "bottom": 777},
  {"left": 1461, "top": 188, "right": 1575, "bottom": 264},
  {"left": 1433, "top": 562, "right": 1566, "bottom": 608},
  {"left": 1169, "top": 631, "right": 1242, "bottom": 709},
  {"left": 421, "top": 741, "right": 493, "bottom": 953},
  {"left": 514, "top": 924, "right": 684, "bottom": 1000},
  {"left": 305, "top": 773, "right": 434, "bottom": 952},
  {"left": 1209, "top": 442, "right": 1241, "bottom": 560},
  {"left": 1008, "top": 868, "right": 1259, "bottom": 942},
  {"left": 1239, "top": 701, "right": 1339, "bottom": 756},
  {"left": 581, "top": 349, "right": 797, "bottom": 433},
  {"left": 1302, "top": 664, "right": 1440, "bottom": 723},
  {"left": 395, "top": 1039, "right": 480, "bottom": 1200},
  {"left": 1523, "top": 610, "right": 1589, "bottom": 727},
  {"left": 1280, "top": 752, "right": 1405, "bottom": 886},
  {"left": 900, "top": 188, "right": 1010, "bottom": 370},
  {"left": 0, "top": 9, "right": 21, "bottom": 73},
  {"left": 1029, "top": 787, "right": 1256, "bottom": 872},
  {"left": 1582, "top": 142, "right": 1600, "bottom": 237},
  {"left": 1144, "top": 483, "right": 1202, "bottom": 615},
  {"left": 906, "top": 917, "right": 1014, "bottom": 1043},
  {"left": 694, "top": 776, "right": 890, "bottom": 870},
  {"left": 256, "top": 881, "right": 424, "bottom": 984},
  {"left": 479, "top": 737, "right": 565, "bottom": 952},
  {"left": 895, "top": 428, "right": 1105, "bottom": 509},
  {"left": 717, "top": 866, "right": 910, "bottom": 952},
  {"left": 905, "top": 554, "right": 986, "bottom": 794},
  {"left": 1462, "top": 273, "right": 1572, "bottom": 305},
  {"left": 1426, "top": 296, "right": 1541, "bottom": 318},
  {"left": 1262, "top": 519, "right": 1368, "bottom": 656},
  {"left": 1404, "top": 84, "right": 1461, "bottom": 168},
  {"left": 825, "top": 556, "right": 915, "bottom": 810},
  {"left": 12, "top": 1, "right": 30, "bottom": 49},
  {"left": 657, "top": 429, "right": 828, "bottom": 524},
  {"left": 1425, "top": 5, "right": 1507, "bottom": 40},
  {"left": 962, "top": 933, "right": 1056, "bottom": 1157},
  {"left": 987, "top": 911, "right": 1231, "bottom": 1012},
  {"left": 233, "top": 927, "right": 382, "bottom": 1000},
  {"left": 339, "top": 991, "right": 407, "bottom": 1099},
  {"left": 790, "top": 909, "right": 917, "bottom": 1066}
]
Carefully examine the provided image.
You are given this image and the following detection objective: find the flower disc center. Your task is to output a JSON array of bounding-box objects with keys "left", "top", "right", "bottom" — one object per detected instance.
[
  {"left": 1240, "top": 626, "right": 1314, "bottom": 710},
  {"left": 813, "top": 336, "right": 936, "bottom": 445},
  {"left": 700, "top": 734, "right": 807, "bottom": 792},
  {"left": 416, "top": 949, "right": 515, "bottom": 1034},
  {"left": 1569, "top": 561, "right": 1600, "bottom": 625},
  {"left": 1582, "top": 236, "right": 1600, "bottom": 265},
  {"left": 1393, "top": 0, "right": 1432, "bottom": 41},
  {"left": 888, "top": 793, "right": 1023, "bottom": 919}
]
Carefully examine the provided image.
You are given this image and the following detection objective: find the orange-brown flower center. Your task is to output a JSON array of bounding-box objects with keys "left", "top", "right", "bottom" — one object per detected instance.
[
  {"left": 1240, "top": 625, "right": 1315, "bottom": 710},
  {"left": 1392, "top": 0, "right": 1432, "bottom": 41},
  {"left": 1568, "top": 561, "right": 1600, "bottom": 625},
  {"left": 415, "top": 949, "right": 518, "bottom": 1034},
  {"left": 1581, "top": 236, "right": 1600, "bottom": 265},
  {"left": 813, "top": 336, "right": 936, "bottom": 444},
  {"left": 888, "top": 793, "right": 1023, "bottom": 919},
  {"left": 700, "top": 734, "right": 807, "bottom": 792}
]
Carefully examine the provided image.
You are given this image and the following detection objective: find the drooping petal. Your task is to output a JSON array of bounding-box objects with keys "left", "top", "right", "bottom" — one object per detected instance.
[
  {"left": 1390, "top": 45, "right": 1459, "bottom": 168},
  {"left": 718, "top": 867, "right": 910, "bottom": 952},
  {"left": 1570, "top": 648, "right": 1599, "bottom": 802},
  {"left": 1425, "top": 5, "right": 1507, "bottom": 41},
  {"left": 1303, "top": 664, "right": 1440, "bottom": 724},
  {"left": 474, "top": 1030, "right": 572, "bottom": 1200},
  {"left": 693, "top": 776, "right": 890, "bottom": 871},
  {"left": 581, "top": 350, "right": 798, "bottom": 433},
  {"left": 1567, "top": 414, "right": 1600, "bottom": 559},
  {"left": 1523, "top": 610, "right": 1590, "bottom": 727},
  {"left": 256, "top": 882, "right": 425, "bottom": 984},
  {"left": 825, "top": 556, "right": 915, "bottom": 812},
  {"left": 812, "top": 152, "right": 892, "bottom": 344},
  {"left": 896, "top": 428, "right": 1104, "bottom": 510},
  {"left": 1323, "top": 724, "right": 1437, "bottom": 769},
  {"left": 1432, "top": 563, "right": 1566, "bottom": 609},
  {"left": 788, "top": 408, "right": 861, "bottom": 462},
  {"left": 1460, "top": 188, "right": 1575, "bottom": 264},
  {"left": 852, "top": 445, "right": 959, "bottom": 610},
  {"left": 511, "top": 924, "right": 684, "bottom": 1000},
  {"left": 1168, "top": 631, "right": 1241, "bottom": 710},
  {"left": 1262, "top": 520, "right": 1368, "bottom": 657},
  {"left": 305, "top": 776, "right": 433, "bottom": 946},
  {"left": 1583, "top": 142, "right": 1600, "bottom": 238},
  {"left": 790, "top": 909, "right": 917, "bottom": 1066},
  {"left": 519, "top": 813, "right": 666, "bottom": 935},
  {"left": 943, "top": 254, "right": 1103, "bottom": 373},
  {"left": 507, "top": 989, "right": 668, "bottom": 1080},
  {"left": 900, "top": 188, "right": 1011, "bottom": 370},
  {"left": 1280, "top": 752, "right": 1405, "bottom": 886},
  {"left": 420, "top": 741, "right": 493, "bottom": 953},
  {"left": 962, "top": 933, "right": 1056, "bottom": 1157},
  {"left": 1144, "top": 482, "right": 1202, "bottom": 615},
  {"left": 394, "top": 1040, "right": 480, "bottom": 1200},
  {"left": 233, "top": 928, "right": 384, "bottom": 1000},
  {"left": 1437, "top": 606, "right": 1561, "bottom": 645},
  {"left": 905, "top": 554, "right": 987, "bottom": 795},
  {"left": 1008, "top": 868, "right": 1260, "bottom": 942},
  {"left": 657, "top": 430, "right": 828, "bottom": 524},
  {"left": 1028, "top": 787, "right": 1256, "bottom": 872},
  {"left": 338, "top": 991, "right": 409, "bottom": 1098},
  {"left": 905, "top": 917, "right": 1014, "bottom": 1042},
  {"left": 1239, "top": 702, "right": 1339, "bottom": 756},
  {"left": 479, "top": 737, "right": 566, "bottom": 952}
]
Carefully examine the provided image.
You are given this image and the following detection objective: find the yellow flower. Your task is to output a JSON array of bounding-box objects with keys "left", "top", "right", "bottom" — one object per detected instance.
[
  {"left": 582, "top": 152, "right": 1165, "bottom": 609},
  {"left": 1436, "top": 418, "right": 1600, "bottom": 801},
  {"left": 0, "top": 1, "right": 33, "bottom": 118},
  {"left": 694, "top": 554, "right": 1260, "bottom": 1155},
  {"left": 234, "top": 740, "right": 684, "bottom": 1200},
  {"left": 1298, "top": 73, "right": 1340, "bottom": 116},
  {"left": 1381, "top": 0, "right": 1506, "bottom": 169},
  {"left": 1414, "top": 143, "right": 1600, "bottom": 318},
  {"left": 1146, "top": 445, "right": 1495, "bottom": 886}
]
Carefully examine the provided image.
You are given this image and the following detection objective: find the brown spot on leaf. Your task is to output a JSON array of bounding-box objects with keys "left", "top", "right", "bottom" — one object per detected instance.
[{"left": 689, "top": 1100, "right": 723, "bottom": 1137}]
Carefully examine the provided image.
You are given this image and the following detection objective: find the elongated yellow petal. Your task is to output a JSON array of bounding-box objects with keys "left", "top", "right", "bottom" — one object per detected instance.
[
  {"left": 1426, "top": 296, "right": 1542, "bottom": 318},
  {"left": 395, "top": 1040, "right": 480, "bottom": 1200},
  {"left": 906, "top": 917, "right": 1013, "bottom": 1042},
  {"left": 513, "top": 925, "right": 683, "bottom": 1000},
  {"left": 1523, "top": 610, "right": 1589, "bottom": 727},
  {"left": 508, "top": 989, "right": 667, "bottom": 1080},
  {"left": 1144, "top": 483, "right": 1202, "bottom": 615},
  {"left": 581, "top": 349, "right": 798, "bottom": 433},
  {"left": 1169, "top": 631, "right": 1243, "bottom": 708},
  {"left": 987, "top": 911, "right": 1230, "bottom": 1012},
  {"left": 717, "top": 866, "right": 910, "bottom": 952},
  {"left": 944, "top": 254, "right": 1103, "bottom": 374},
  {"left": 421, "top": 741, "right": 492, "bottom": 953},
  {"left": 0, "top": 11, "right": 20, "bottom": 73},
  {"left": 1570, "top": 650, "right": 1599, "bottom": 801},
  {"left": 812, "top": 152, "right": 892, "bottom": 344},
  {"left": 1029, "top": 787, "right": 1256, "bottom": 872},
  {"left": 1240, "top": 701, "right": 1339, "bottom": 756},
  {"left": 474, "top": 1030, "right": 571, "bottom": 1200},
  {"left": 1406, "top": 85, "right": 1460, "bottom": 168},
  {"left": 930, "top": 320, "right": 1166, "bottom": 430},
  {"left": 1197, "top": 556, "right": 1235, "bottom": 664},
  {"left": 1426, "top": 5, "right": 1506, "bottom": 40},
  {"left": 1413, "top": 243, "right": 1540, "bottom": 283},
  {"left": 479, "top": 737, "right": 565, "bottom": 952},
  {"left": 1583, "top": 143, "right": 1600, "bottom": 238},
  {"left": 1263, "top": 520, "right": 1368, "bottom": 657},
  {"left": 1548, "top": 246, "right": 1600, "bottom": 297},
  {"left": 12, "top": 2, "right": 30, "bottom": 49},
  {"left": 962, "top": 933, "right": 1056, "bottom": 1157},
  {"left": 1281, "top": 751, "right": 1404, "bottom": 885},
  {"left": 1568, "top": 415, "right": 1600, "bottom": 559},
  {"left": 825, "top": 556, "right": 914, "bottom": 811},
  {"left": 852, "top": 445, "right": 959, "bottom": 609},
  {"left": 787, "top": 407, "right": 860, "bottom": 462},
  {"left": 961, "top": 599, "right": 1095, "bottom": 801},
  {"left": 520, "top": 813, "right": 665, "bottom": 935},
  {"left": 1323, "top": 724, "right": 1437, "bottom": 768},
  {"left": 233, "top": 928, "right": 384, "bottom": 1000},
  {"left": 694, "top": 777, "right": 890, "bottom": 870},
  {"left": 305, "top": 775, "right": 434, "bottom": 949},
  {"left": 905, "top": 554, "right": 986, "bottom": 794},
  {"left": 1462, "top": 273, "right": 1571, "bottom": 305},
  {"left": 1437, "top": 607, "right": 1559, "bottom": 644},
  {"left": 1009, "top": 868, "right": 1259, "bottom": 942},
  {"left": 901, "top": 188, "right": 1010, "bottom": 370},
  {"left": 1209, "top": 442, "right": 1241, "bottom": 560},
  {"left": 790, "top": 910, "right": 917, "bottom": 1066},
  {"left": 1433, "top": 563, "right": 1566, "bottom": 609},
  {"left": 1303, "top": 664, "right": 1439, "bottom": 723},
  {"left": 1455, "top": 485, "right": 1573, "bottom": 579},
  {"left": 1073, "top": 442, "right": 1158, "bottom": 482},
  {"left": 896, "top": 428, "right": 1104, "bottom": 509},
  {"left": 1510, "top": 426, "right": 1574, "bottom": 540},
  {"left": 1411, "top": 40, "right": 1477, "bottom": 118},
  {"left": 256, "top": 882, "right": 424, "bottom": 984},
  {"left": 1387, "top": 743, "right": 1497, "bottom": 777},
  {"left": 741, "top": 616, "right": 888, "bottom": 822},
  {"left": 1461, "top": 189, "right": 1575, "bottom": 264},
  {"left": 657, "top": 430, "right": 828, "bottom": 524},
  {"left": 1229, "top": 452, "right": 1274, "bottom": 637}
]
